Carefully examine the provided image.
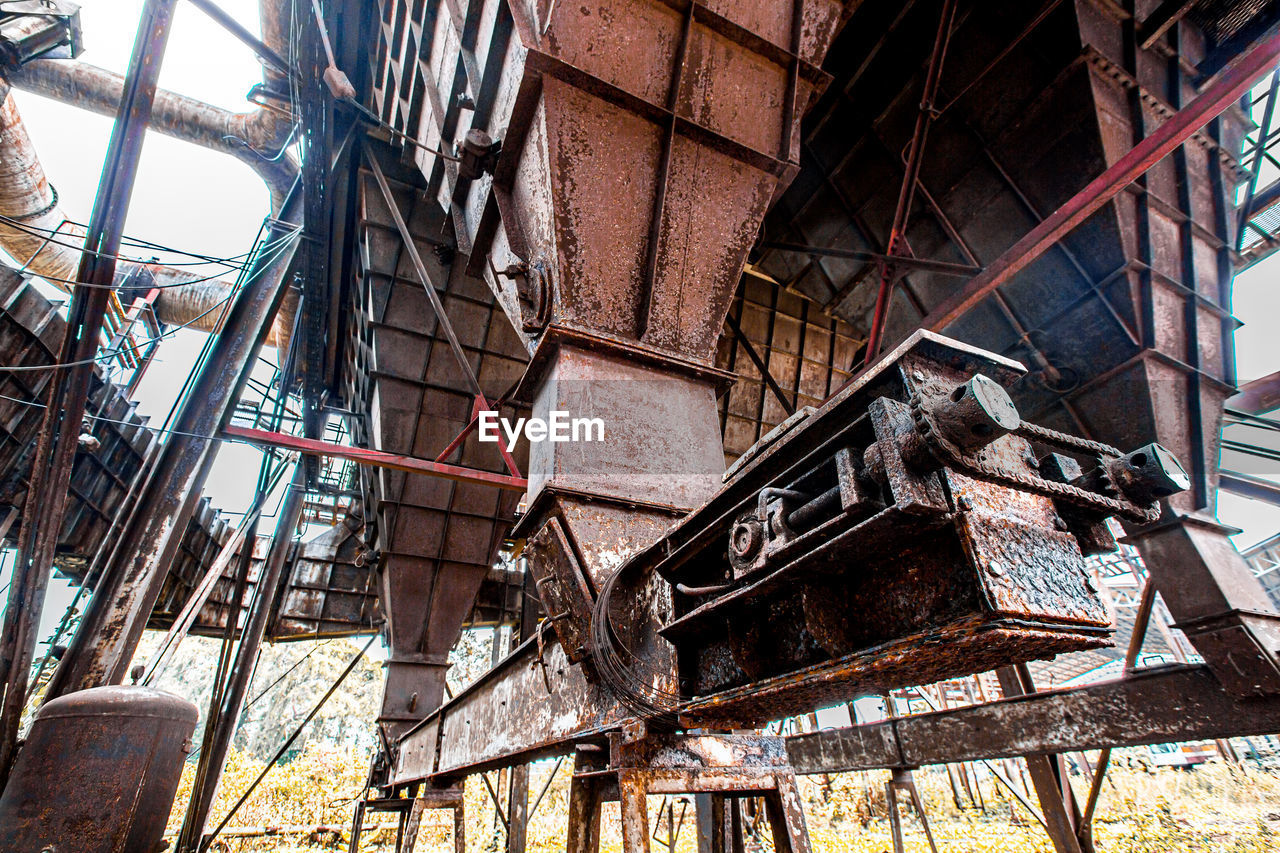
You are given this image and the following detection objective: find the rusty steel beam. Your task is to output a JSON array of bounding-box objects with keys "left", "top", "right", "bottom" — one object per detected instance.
[
  {"left": 785, "top": 664, "right": 1280, "bottom": 775},
  {"left": 1137, "top": 0, "right": 1198, "bottom": 50},
  {"left": 864, "top": 0, "right": 957, "bottom": 363},
  {"left": 365, "top": 153, "right": 484, "bottom": 400},
  {"left": 0, "top": 0, "right": 178, "bottom": 787},
  {"left": 222, "top": 424, "right": 528, "bottom": 491},
  {"left": 758, "top": 241, "right": 980, "bottom": 277},
  {"left": 1229, "top": 370, "right": 1280, "bottom": 416},
  {"left": 44, "top": 182, "right": 301, "bottom": 700},
  {"left": 916, "top": 26, "right": 1280, "bottom": 338},
  {"left": 395, "top": 656, "right": 1280, "bottom": 788},
  {"left": 393, "top": 634, "right": 625, "bottom": 785}
]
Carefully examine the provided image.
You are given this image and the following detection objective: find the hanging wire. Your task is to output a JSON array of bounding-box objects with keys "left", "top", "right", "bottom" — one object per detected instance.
[
  {"left": 8, "top": 208, "right": 307, "bottom": 707},
  {"left": 9, "top": 227, "right": 302, "bottom": 290},
  {"left": 0, "top": 211, "right": 298, "bottom": 269},
  {"left": 0, "top": 230, "right": 299, "bottom": 373},
  {"left": 588, "top": 557, "right": 683, "bottom": 723}
]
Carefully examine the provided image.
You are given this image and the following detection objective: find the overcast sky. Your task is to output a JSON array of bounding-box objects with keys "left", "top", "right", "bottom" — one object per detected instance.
[
  {"left": 0, "top": 0, "right": 282, "bottom": 645},
  {"left": 14, "top": 0, "right": 289, "bottom": 517},
  {"left": 3, "top": 1, "right": 1279, "bottom": 645}
]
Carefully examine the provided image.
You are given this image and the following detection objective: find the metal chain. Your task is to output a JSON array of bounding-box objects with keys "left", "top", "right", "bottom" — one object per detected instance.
[
  {"left": 1013, "top": 419, "right": 1123, "bottom": 459},
  {"left": 909, "top": 396, "right": 1160, "bottom": 524}
]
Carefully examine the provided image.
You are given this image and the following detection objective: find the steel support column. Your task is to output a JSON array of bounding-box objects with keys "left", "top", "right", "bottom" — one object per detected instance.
[
  {"left": 996, "top": 666, "right": 1087, "bottom": 853},
  {"left": 0, "top": 0, "right": 177, "bottom": 786},
  {"left": 864, "top": 0, "right": 957, "bottom": 362},
  {"left": 177, "top": 463, "right": 307, "bottom": 851},
  {"left": 506, "top": 763, "right": 529, "bottom": 853},
  {"left": 44, "top": 182, "right": 302, "bottom": 699}
]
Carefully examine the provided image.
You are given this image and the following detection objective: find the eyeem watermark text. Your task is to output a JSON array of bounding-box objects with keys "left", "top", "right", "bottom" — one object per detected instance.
[{"left": 478, "top": 411, "right": 605, "bottom": 451}]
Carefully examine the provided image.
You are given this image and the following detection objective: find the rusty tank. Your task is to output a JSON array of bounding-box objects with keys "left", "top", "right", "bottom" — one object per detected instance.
[{"left": 0, "top": 685, "right": 196, "bottom": 852}]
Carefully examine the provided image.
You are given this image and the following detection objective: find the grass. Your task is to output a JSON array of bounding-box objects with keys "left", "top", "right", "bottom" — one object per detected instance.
[{"left": 168, "top": 747, "right": 1280, "bottom": 852}]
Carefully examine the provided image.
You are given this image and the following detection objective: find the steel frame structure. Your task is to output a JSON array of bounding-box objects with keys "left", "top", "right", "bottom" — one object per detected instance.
[{"left": 6, "top": 2, "right": 1280, "bottom": 853}]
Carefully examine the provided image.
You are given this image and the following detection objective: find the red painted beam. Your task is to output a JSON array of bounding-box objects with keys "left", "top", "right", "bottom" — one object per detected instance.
[
  {"left": 918, "top": 28, "right": 1280, "bottom": 335},
  {"left": 222, "top": 424, "right": 528, "bottom": 492}
]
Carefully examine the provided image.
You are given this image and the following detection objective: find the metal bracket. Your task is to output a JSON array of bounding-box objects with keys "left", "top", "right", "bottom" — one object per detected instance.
[{"left": 0, "top": 0, "right": 82, "bottom": 70}]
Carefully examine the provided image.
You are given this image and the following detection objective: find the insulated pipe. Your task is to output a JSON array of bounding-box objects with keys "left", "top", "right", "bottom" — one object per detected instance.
[
  {"left": 0, "top": 88, "right": 292, "bottom": 347},
  {"left": 10, "top": 58, "right": 296, "bottom": 203}
]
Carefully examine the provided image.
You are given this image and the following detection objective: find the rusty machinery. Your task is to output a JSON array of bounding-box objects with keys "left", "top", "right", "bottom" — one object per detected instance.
[
  {"left": 329, "top": 2, "right": 1280, "bottom": 849},
  {"left": 525, "top": 332, "right": 1188, "bottom": 725},
  {"left": 6, "top": 0, "right": 1280, "bottom": 851}
]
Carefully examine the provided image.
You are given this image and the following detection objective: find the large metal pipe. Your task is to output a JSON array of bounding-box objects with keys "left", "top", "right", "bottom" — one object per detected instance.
[
  {"left": 0, "top": 87, "right": 292, "bottom": 346},
  {"left": 10, "top": 57, "right": 296, "bottom": 201}
]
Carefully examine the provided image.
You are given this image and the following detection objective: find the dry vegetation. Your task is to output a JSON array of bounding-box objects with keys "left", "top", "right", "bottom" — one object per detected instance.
[{"left": 167, "top": 746, "right": 1280, "bottom": 852}]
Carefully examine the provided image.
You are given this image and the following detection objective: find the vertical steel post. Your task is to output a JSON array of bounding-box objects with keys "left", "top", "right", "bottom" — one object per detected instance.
[
  {"left": 507, "top": 763, "right": 529, "bottom": 853},
  {"left": 177, "top": 464, "right": 308, "bottom": 851},
  {"left": 43, "top": 182, "right": 302, "bottom": 701},
  {"left": 997, "top": 666, "right": 1088, "bottom": 853},
  {"left": 0, "top": 0, "right": 178, "bottom": 786}
]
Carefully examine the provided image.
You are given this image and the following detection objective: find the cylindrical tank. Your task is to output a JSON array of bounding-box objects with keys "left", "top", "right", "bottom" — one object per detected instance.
[{"left": 0, "top": 685, "right": 197, "bottom": 852}]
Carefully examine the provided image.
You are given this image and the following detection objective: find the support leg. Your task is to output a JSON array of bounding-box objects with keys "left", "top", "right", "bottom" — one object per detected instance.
[
  {"left": 998, "top": 666, "right": 1087, "bottom": 853},
  {"left": 729, "top": 798, "right": 745, "bottom": 853},
  {"left": 904, "top": 775, "right": 940, "bottom": 853},
  {"left": 618, "top": 770, "right": 651, "bottom": 853},
  {"left": 759, "top": 778, "right": 808, "bottom": 853},
  {"left": 566, "top": 773, "right": 604, "bottom": 853},
  {"left": 508, "top": 763, "right": 529, "bottom": 853},
  {"left": 394, "top": 805, "right": 407, "bottom": 853},
  {"left": 765, "top": 773, "right": 811, "bottom": 853},
  {"left": 347, "top": 801, "right": 366, "bottom": 853},
  {"left": 695, "top": 793, "right": 726, "bottom": 853},
  {"left": 886, "top": 779, "right": 905, "bottom": 853},
  {"left": 399, "top": 798, "right": 425, "bottom": 853}
]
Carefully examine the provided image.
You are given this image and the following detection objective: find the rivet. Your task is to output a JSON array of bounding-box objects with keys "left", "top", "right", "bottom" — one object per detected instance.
[
  {"left": 912, "top": 370, "right": 925, "bottom": 382},
  {"left": 989, "top": 561, "right": 1003, "bottom": 577}
]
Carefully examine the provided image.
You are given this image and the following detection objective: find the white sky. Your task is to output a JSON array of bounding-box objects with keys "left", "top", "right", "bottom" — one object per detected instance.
[
  {"left": 14, "top": 0, "right": 282, "bottom": 513},
  {"left": 2, "top": 0, "right": 1279, "bottom": 644}
]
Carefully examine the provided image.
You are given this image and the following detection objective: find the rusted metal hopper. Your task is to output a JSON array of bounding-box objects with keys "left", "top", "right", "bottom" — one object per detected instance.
[{"left": 359, "top": 0, "right": 860, "bottom": 726}]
